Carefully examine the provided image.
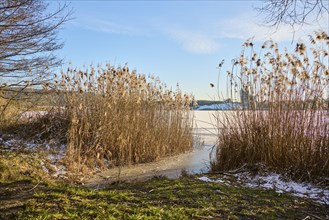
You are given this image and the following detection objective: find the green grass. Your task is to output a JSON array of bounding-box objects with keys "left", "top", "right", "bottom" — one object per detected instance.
[
  {"left": 1, "top": 176, "right": 328, "bottom": 219},
  {"left": 0, "top": 150, "right": 48, "bottom": 183}
]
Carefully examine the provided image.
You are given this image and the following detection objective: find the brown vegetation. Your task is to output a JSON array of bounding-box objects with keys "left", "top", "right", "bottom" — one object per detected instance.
[
  {"left": 0, "top": 63, "right": 195, "bottom": 176},
  {"left": 211, "top": 31, "right": 329, "bottom": 184},
  {"left": 56, "top": 64, "right": 194, "bottom": 173}
]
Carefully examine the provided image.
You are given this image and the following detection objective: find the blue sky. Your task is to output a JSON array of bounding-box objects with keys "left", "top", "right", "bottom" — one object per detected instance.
[{"left": 50, "top": 1, "right": 328, "bottom": 100}]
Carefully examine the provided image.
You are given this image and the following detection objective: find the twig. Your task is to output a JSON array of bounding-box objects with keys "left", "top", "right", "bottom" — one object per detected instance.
[
  {"left": 301, "top": 212, "right": 323, "bottom": 220},
  {"left": 26, "top": 180, "right": 41, "bottom": 192},
  {"left": 207, "top": 164, "right": 254, "bottom": 175}
]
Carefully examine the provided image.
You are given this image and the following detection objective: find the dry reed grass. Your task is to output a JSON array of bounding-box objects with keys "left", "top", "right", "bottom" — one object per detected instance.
[
  {"left": 0, "top": 86, "right": 65, "bottom": 142},
  {"left": 211, "top": 31, "right": 329, "bottom": 184},
  {"left": 55, "top": 64, "right": 194, "bottom": 173}
]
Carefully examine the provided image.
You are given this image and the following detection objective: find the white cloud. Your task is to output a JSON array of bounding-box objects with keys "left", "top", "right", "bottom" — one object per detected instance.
[
  {"left": 166, "top": 29, "right": 220, "bottom": 54},
  {"left": 73, "top": 17, "right": 145, "bottom": 36},
  {"left": 160, "top": 11, "right": 327, "bottom": 55},
  {"left": 215, "top": 12, "right": 328, "bottom": 42}
]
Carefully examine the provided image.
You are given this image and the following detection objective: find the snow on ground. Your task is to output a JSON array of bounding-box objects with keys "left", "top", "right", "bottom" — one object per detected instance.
[
  {"left": 198, "top": 173, "right": 329, "bottom": 204},
  {"left": 50, "top": 165, "right": 67, "bottom": 178},
  {"left": 0, "top": 136, "right": 67, "bottom": 178},
  {"left": 198, "top": 176, "right": 225, "bottom": 183},
  {"left": 46, "top": 144, "right": 67, "bottom": 178},
  {"left": 20, "top": 110, "right": 48, "bottom": 118}
]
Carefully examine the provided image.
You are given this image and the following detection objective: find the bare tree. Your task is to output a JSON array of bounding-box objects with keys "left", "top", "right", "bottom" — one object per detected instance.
[
  {"left": 257, "top": 0, "right": 329, "bottom": 28},
  {"left": 0, "top": 0, "right": 71, "bottom": 90}
]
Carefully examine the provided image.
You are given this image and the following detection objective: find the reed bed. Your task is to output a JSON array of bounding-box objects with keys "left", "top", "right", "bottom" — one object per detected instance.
[
  {"left": 211, "top": 31, "right": 329, "bottom": 184},
  {"left": 55, "top": 64, "right": 194, "bottom": 172}
]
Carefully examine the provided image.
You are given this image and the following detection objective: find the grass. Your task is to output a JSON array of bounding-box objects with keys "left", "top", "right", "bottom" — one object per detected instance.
[
  {"left": 1, "top": 175, "right": 328, "bottom": 219},
  {"left": 0, "top": 146, "right": 53, "bottom": 184},
  {"left": 211, "top": 31, "right": 329, "bottom": 184},
  {"left": 0, "top": 149, "right": 327, "bottom": 219}
]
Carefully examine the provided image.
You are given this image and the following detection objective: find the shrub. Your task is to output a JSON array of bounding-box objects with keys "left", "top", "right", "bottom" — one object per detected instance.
[{"left": 211, "top": 31, "right": 329, "bottom": 184}]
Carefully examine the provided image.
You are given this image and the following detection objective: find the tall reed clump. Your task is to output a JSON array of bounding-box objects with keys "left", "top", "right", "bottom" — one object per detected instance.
[
  {"left": 56, "top": 64, "right": 194, "bottom": 172},
  {"left": 211, "top": 31, "right": 329, "bottom": 184}
]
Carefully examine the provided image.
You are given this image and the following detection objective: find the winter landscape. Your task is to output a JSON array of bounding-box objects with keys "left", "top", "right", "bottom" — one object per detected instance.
[{"left": 1, "top": 0, "right": 329, "bottom": 219}]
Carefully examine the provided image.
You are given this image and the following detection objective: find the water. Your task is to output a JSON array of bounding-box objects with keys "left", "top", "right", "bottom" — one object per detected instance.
[
  {"left": 86, "top": 110, "right": 221, "bottom": 187},
  {"left": 160, "top": 110, "right": 219, "bottom": 177},
  {"left": 124, "top": 110, "right": 220, "bottom": 178}
]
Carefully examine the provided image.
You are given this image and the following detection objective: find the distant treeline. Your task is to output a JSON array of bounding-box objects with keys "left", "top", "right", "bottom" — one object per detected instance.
[
  {"left": 195, "top": 100, "right": 229, "bottom": 106},
  {"left": 194, "top": 99, "right": 329, "bottom": 110},
  {"left": 2, "top": 88, "right": 328, "bottom": 110}
]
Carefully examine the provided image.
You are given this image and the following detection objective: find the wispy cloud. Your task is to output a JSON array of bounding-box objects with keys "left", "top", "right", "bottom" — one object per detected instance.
[
  {"left": 158, "top": 11, "right": 327, "bottom": 55},
  {"left": 215, "top": 12, "right": 328, "bottom": 42},
  {"left": 166, "top": 28, "right": 220, "bottom": 54},
  {"left": 73, "top": 17, "right": 146, "bottom": 36}
]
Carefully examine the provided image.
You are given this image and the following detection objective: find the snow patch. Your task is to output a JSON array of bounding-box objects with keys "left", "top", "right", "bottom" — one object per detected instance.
[
  {"left": 1, "top": 136, "right": 68, "bottom": 179},
  {"left": 198, "top": 176, "right": 225, "bottom": 183},
  {"left": 51, "top": 165, "right": 67, "bottom": 178},
  {"left": 198, "top": 173, "right": 329, "bottom": 204},
  {"left": 20, "top": 110, "right": 48, "bottom": 119},
  {"left": 237, "top": 173, "right": 329, "bottom": 204},
  {"left": 198, "top": 176, "right": 213, "bottom": 182}
]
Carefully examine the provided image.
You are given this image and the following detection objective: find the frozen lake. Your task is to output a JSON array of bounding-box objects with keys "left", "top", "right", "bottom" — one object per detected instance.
[
  {"left": 86, "top": 110, "right": 221, "bottom": 187},
  {"left": 172, "top": 110, "right": 220, "bottom": 175}
]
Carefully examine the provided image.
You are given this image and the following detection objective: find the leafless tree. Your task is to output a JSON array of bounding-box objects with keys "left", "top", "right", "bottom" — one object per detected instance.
[
  {"left": 257, "top": 0, "right": 329, "bottom": 28},
  {"left": 0, "top": 0, "right": 71, "bottom": 91}
]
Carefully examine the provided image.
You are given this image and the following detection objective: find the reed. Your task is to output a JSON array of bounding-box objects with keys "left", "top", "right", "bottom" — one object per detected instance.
[
  {"left": 55, "top": 64, "right": 194, "bottom": 172},
  {"left": 211, "top": 31, "right": 329, "bottom": 184}
]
